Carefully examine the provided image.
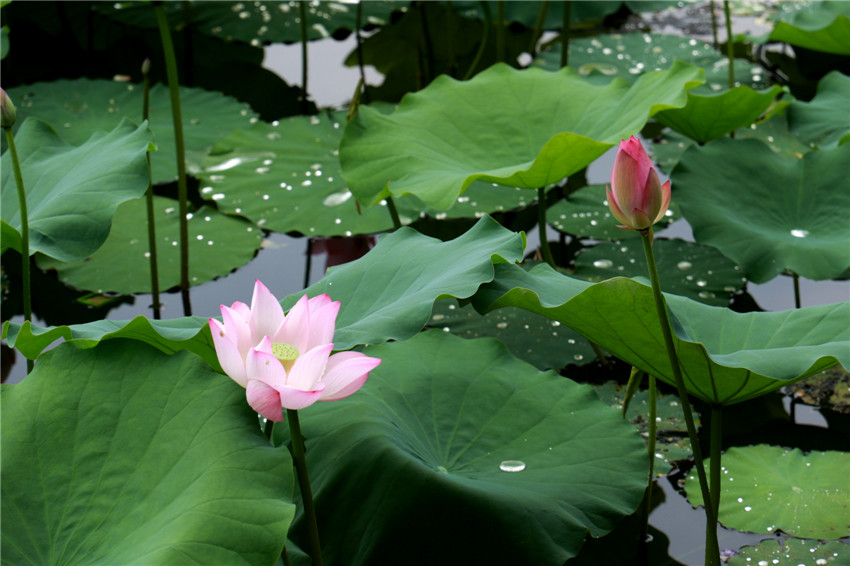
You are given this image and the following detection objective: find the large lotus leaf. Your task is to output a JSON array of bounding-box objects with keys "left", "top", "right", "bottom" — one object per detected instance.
[
  {"left": 0, "top": 339, "right": 295, "bottom": 565},
  {"left": 653, "top": 85, "right": 784, "bottom": 143},
  {"left": 7, "top": 79, "right": 256, "bottom": 184},
  {"left": 593, "top": 381, "right": 696, "bottom": 476},
  {"left": 472, "top": 262, "right": 850, "bottom": 405},
  {"left": 572, "top": 238, "right": 745, "bottom": 306},
  {"left": 284, "top": 215, "right": 526, "bottom": 348},
  {"left": 37, "top": 195, "right": 263, "bottom": 294},
  {"left": 3, "top": 215, "right": 524, "bottom": 362},
  {"left": 730, "top": 538, "right": 850, "bottom": 566},
  {"left": 686, "top": 446, "right": 850, "bottom": 539},
  {"left": 283, "top": 331, "right": 648, "bottom": 565},
  {"left": 547, "top": 184, "right": 679, "bottom": 240},
  {"left": 767, "top": 1, "right": 850, "bottom": 55},
  {"left": 199, "top": 113, "right": 414, "bottom": 236},
  {"left": 340, "top": 61, "right": 704, "bottom": 210},
  {"left": 671, "top": 138, "right": 850, "bottom": 283},
  {"left": 99, "top": 1, "right": 401, "bottom": 43},
  {"left": 536, "top": 33, "right": 769, "bottom": 92},
  {"left": 788, "top": 70, "right": 850, "bottom": 148},
  {"left": 0, "top": 118, "right": 153, "bottom": 262},
  {"left": 2, "top": 316, "right": 217, "bottom": 367},
  {"left": 427, "top": 298, "right": 597, "bottom": 370}
]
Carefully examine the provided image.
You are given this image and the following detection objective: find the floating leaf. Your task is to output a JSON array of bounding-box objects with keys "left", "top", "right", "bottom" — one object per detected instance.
[
  {"left": 536, "top": 33, "right": 768, "bottom": 92},
  {"left": 283, "top": 331, "right": 648, "bottom": 565},
  {"left": 671, "top": 138, "right": 850, "bottom": 283},
  {"left": 686, "top": 445, "right": 850, "bottom": 539},
  {"left": 653, "top": 85, "right": 783, "bottom": 143},
  {"left": 473, "top": 262, "right": 850, "bottom": 405},
  {"left": 547, "top": 184, "right": 678, "bottom": 240},
  {"left": 37, "top": 196, "right": 263, "bottom": 294},
  {"left": 340, "top": 62, "right": 703, "bottom": 210},
  {"left": 6, "top": 79, "right": 256, "bottom": 184},
  {"left": 572, "top": 238, "right": 744, "bottom": 306},
  {"left": 99, "top": 1, "right": 401, "bottom": 44},
  {"left": 594, "top": 381, "right": 696, "bottom": 475},
  {"left": 788, "top": 365, "right": 850, "bottom": 414},
  {"left": 0, "top": 339, "right": 295, "bottom": 565},
  {"left": 200, "top": 113, "right": 409, "bottom": 236},
  {"left": 787, "top": 70, "right": 850, "bottom": 147},
  {"left": 428, "top": 298, "right": 596, "bottom": 370},
  {"left": 287, "top": 215, "right": 526, "bottom": 348},
  {"left": 0, "top": 118, "right": 153, "bottom": 262},
  {"left": 730, "top": 538, "right": 850, "bottom": 566},
  {"left": 767, "top": 1, "right": 850, "bottom": 55}
]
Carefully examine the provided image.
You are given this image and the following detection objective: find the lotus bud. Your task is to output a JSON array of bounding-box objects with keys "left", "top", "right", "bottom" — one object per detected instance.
[
  {"left": 606, "top": 136, "right": 671, "bottom": 232},
  {"left": 1, "top": 88, "right": 16, "bottom": 128}
]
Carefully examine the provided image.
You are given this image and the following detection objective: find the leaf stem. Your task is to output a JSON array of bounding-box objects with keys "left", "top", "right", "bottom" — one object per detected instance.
[
  {"left": 3, "top": 126, "right": 33, "bottom": 373},
  {"left": 496, "top": 0, "right": 505, "bottom": 64},
  {"left": 560, "top": 1, "right": 572, "bottom": 68},
  {"left": 792, "top": 272, "right": 801, "bottom": 308},
  {"left": 723, "top": 0, "right": 734, "bottom": 90},
  {"left": 709, "top": 404, "right": 723, "bottom": 538},
  {"left": 643, "top": 373, "right": 657, "bottom": 548},
  {"left": 537, "top": 187, "right": 555, "bottom": 267},
  {"left": 299, "top": 0, "right": 310, "bottom": 114},
  {"left": 154, "top": 2, "right": 192, "bottom": 316},
  {"left": 355, "top": 1, "right": 371, "bottom": 104},
  {"left": 639, "top": 228, "right": 718, "bottom": 566},
  {"left": 464, "top": 1, "right": 491, "bottom": 80},
  {"left": 528, "top": 0, "right": 549, "bottom": 57},
  {"left": 287, "top": 409, "right": 323, "bottom": 566},
  {"left": 141, "top": 58, "right": 161, "bottom": 320},
  {"left": 386, "top": 196, "right": 402, "bottom": 230}
]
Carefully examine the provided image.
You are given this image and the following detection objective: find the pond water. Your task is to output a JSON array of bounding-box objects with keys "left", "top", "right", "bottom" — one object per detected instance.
[{"left": 3, "top": 3, "right": 848, "bottom": 564}]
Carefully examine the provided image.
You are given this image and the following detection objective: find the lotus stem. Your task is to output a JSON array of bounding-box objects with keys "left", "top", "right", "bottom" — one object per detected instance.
[
  {"left": 642, "top": 373, "right": 658, "bottom": 555},
  {"left": 710, "top": 0, "right": 719, "bottom": 50},
  {"left": 639, "top": 228, "right": 719, "bottom": 566},
  {"left": 141, "top": 58, "right": 162, "bottom": 320},
  {"left": 154, "top": 2, "right": 192, "bottom": 316},
  {"left": 386, "top": 196, "right": 402, "bottom": 230},
  {"left": 303, "top": 238, "right": 313, "bottom": 289},
  {"left": 723, "top": 0, "right": 734, "bottom": 90},
  {"left": 418, "top": 1, "right": 436, "bottom": 84},
  {"left": 299, "top": 0, "right": 310, "bottom": 114},
  {"left": 709, "top": 405, "right": 723, "bottom": 537},
  {"left": 464, "top": 1, "right": 491, "bottom": 80},
  {"left": 528, "top": 0, "right": 549, "bottom": 57},
  {"left": 537, "top": 187, "right": 555, "bottom": 267},
  {"left": 792, "top": 272, "right": 801, "bottom": 309},
  {"left": 287, "top": 409, "right": 324, "bottom": 566},
  {"left": 355, "top": 1, "right": 370, "bottom": 104},
  {"left": 3, "top": 125, "right": 33, "bottom": 374},
  {"left": 561, "top": 1, "right": 572, "bottom": 68},
  {"left": 496, "top": 0, "right": 506, "bottom": 64}
]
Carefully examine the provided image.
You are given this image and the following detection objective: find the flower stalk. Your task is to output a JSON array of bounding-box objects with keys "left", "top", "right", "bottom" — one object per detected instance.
[
  {"left": 287, "top": 408, "right": 323, "bottom": 566},
  {"left": 141, "top": 58, "right": 162, "bottom": 319}
]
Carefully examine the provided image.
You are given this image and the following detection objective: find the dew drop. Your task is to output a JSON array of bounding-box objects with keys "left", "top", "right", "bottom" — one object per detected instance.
[
  {"left": 573, "top": 354, "right": 584, "bottom": 362},
  {"left": 677, "top": 261, "right": 693, "bottom": 271},
  {"left": 593, "top": 259, "right": 614, "bottom": 268},
  {"left": 496, "top": 322, "right": 508, "bottom": 329},
  {"left": 790, "top": 228, "right": 809, "bottom": 238},
  {"left": 499, "top": 460, "right": 526, "bottom": 472}
]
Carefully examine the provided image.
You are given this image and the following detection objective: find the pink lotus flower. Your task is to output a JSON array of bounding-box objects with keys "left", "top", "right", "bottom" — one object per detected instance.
[
  {"left": 606, "top": 136, "right": 671, "bottom": 231},
  {"left": 209, "top": 280, "right": 381, "bottom": 421}
]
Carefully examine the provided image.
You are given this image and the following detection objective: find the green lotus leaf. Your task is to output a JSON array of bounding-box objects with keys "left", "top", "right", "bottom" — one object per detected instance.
[
  {"left": 0, "top": 118, "right": 153, "bottom": 262},
  {"left": 788, "top": 70, "right": 850, "bottom": 147},
  {"left": 686, "top": 445, "right": 850, "bottom": 539},
  {"left": 282, "top": 331, "right": 648, "bottom": 565},
  {"left": 2, "top": 316, "right": 217, "bottom": 368},
  {"left": 428, "top": 298, "right": 597, "bottom": 370},
  {"left": 98, "top": 1, "right": 401, "bottom": 43},
  {"left": 286, "top": 215, "right": 526, "bottom": 348},
  {"left": 653, "top": 85, "right": 784, "bottom": 143},
  {"left": 593, "top": 381, "right": 696, "bottom": 476},
  {"left": 547, "top": 184, "right": 678, "bottom": 240},
  {"left": 572, "top": 238, "right": 745, "bottom": 306},
  {"left": 6, "top": 79, "right": 256, "bottom": 184},
  {"left": 0, "top": 339, "right": 295, "bottom": 565},
  {"left": 536, "top": 33, "right": 768, "bottom": 92},
  {"left": 199, "top": 113, "right": 413, "bottom": 236},
  {"left": 472, "top": 262, "right": 850, "bottom": 405},
  {"left": 730, "top": 538, "right": 850, "bottom": 566},
  {"left": 37, "top": 195, "right": 263, "bottom": 294},
  {"left": 671, "top": 138, "right": 850, "bottom": 283},
  {"left": 767, "top": 1, "right": 850, "bottom": 55},
  {"left": 4, "top": 215, "right": 524, "bottom": 361},
  {"left": 340, "top": 61, "right": 704, "bottom": 210}
]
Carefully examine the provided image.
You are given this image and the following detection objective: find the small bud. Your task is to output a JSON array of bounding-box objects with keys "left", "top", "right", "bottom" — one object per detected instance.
[
  {"left": 1, "top": 88, "right": 16, "bottom": 128},
  {"left": 141, "top": 58, "right": 151, "bottom": 76}
]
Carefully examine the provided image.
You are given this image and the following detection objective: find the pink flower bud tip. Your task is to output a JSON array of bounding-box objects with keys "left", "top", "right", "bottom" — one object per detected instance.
[{"left": 606, "top": 136, "right": 671, "bottom": 231}]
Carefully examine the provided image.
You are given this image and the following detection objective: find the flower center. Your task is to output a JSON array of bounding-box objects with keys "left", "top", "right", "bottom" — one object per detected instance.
[{"left": 272, "top": 342, "right": 299, "bottom": 373}]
